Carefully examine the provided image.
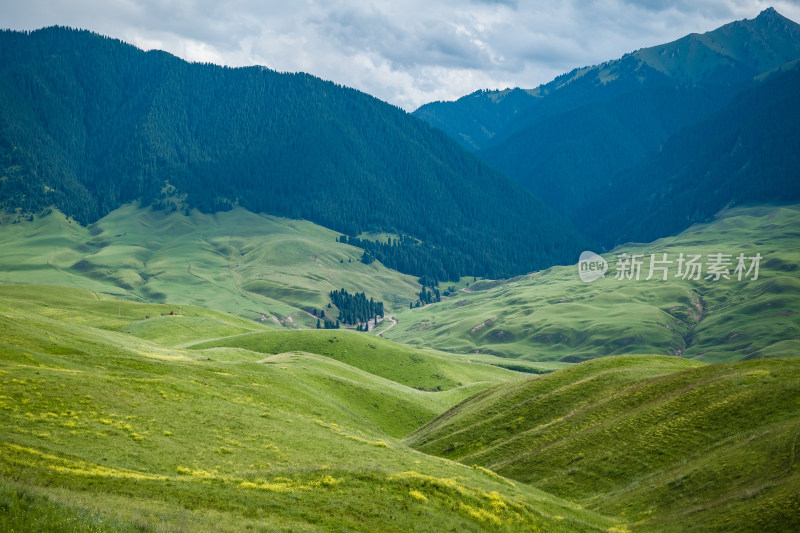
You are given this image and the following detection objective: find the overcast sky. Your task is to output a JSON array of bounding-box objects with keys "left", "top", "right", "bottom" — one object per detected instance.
[{"left": 3, "top": 1, "right": 800, "bottom": 110}]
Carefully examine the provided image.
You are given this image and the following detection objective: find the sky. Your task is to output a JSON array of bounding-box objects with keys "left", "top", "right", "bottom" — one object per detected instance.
[{"left": 3, "top": 1, "right": 800, "bottom": 110}]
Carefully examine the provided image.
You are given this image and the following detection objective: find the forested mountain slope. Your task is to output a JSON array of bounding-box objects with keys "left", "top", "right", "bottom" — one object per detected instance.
[{"left": 0, "top": 27, "right": 587, "bottom": 281}]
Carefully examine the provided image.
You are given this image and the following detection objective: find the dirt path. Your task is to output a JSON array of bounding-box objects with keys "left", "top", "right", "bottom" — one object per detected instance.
[{"left": 374, "top": 314, "right": 397, "bottom": 337}]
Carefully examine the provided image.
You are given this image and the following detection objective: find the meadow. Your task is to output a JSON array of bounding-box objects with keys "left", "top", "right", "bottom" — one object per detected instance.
[
  {"left": 385, "top": 204, "right": 800, "bottom": 364},
  {"left": 409, "top": 355, "right": 800, "bottom": 532},
  {"left": 0, "top": 204, "right": 420, "bottom": 325},
  {"left": 1, "top": 204, "right": 799, "bottom": 531},
  {"left": 0, "top": 284, "right": 620, "bottom": 531}
]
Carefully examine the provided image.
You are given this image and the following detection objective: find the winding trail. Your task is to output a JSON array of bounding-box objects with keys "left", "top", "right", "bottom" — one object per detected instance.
[{"left": 374, "top": 314, "right": 397, "bottom": 337}]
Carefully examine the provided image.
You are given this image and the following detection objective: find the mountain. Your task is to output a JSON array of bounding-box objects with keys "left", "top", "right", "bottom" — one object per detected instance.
[
  {"left": 413, "top": 87, "right": 538, "bottom": 152},
  {"left": 585, "top": 64, "right": 800, "bottom": 247},
  {"left": 0, "top": 27, "right": 589, "bottom": 282},
  {"left": 408, "top": 355, "right": 800, "bottom": 532},
  {"left": 414, "top": 8, "right": 800, "bottom": 238}
]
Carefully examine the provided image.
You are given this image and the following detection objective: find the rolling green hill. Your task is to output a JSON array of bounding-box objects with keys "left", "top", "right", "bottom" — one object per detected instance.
[
  {"left": 188, "top": 329, "right": 517, "bottom": 395},
  {"left": 408, "top": 355, "right": 800, "bottom": 532},
  {"left": 2, "top": 284, "right": 798, "bottom": 531},
  {"left": 0, "top": 283, "right": 620, "bottom": 531},
  {"left": 385, "top": 204, "right": 800, "bottom": 363},
  {"left": 0, "top": 203, "right": 421, "bottom": 322}
]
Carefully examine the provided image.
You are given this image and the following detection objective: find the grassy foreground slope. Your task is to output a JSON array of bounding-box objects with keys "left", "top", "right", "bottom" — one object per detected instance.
[
  {"left": 409, "top": 355, "right": 800, "bottom": 532},
  {"left": 387, "top": 204, "right": 800, "bottom": 363},
  {"left": 0, "top": 284, "right": 618, "bottom": 532},
  {"left": 0, "top": 204, "right": 420, "bottom": 323}
]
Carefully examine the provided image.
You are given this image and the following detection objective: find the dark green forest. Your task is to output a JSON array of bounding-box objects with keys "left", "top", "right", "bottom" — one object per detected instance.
[
  {"left": 477, "top": 81, "right": 745, "bottom": 217},
  {"left": 0, "top": 27, "right": 589, "bottom": 280},
  {"left": 584, "top": 67, "right": 800, "bottom": 248},
  {"left": 340, "top": 234, "right": 473, "bottom": 282}
]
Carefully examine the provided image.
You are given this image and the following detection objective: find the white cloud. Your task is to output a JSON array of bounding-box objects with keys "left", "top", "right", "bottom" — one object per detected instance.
[{"left": 2, "top": 0, "right": 799, "bottom": 110}]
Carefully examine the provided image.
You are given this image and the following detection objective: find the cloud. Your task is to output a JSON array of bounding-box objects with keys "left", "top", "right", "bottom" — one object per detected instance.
[{"left": 2, "top": 1, "right": 799, "bottom": 110}]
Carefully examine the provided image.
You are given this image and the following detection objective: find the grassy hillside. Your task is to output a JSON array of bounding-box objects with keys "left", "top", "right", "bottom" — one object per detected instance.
[
  {"left": 0, "top": 204, "right": 421, "bottom": 323},
  {"left": 386, "top": 204, "right": 800, "bottom": 364},
  {"left": 0, "top": 283, "right": 621, "bottom": 531},
  {"left": 189, "top": 330, "right": 518, "bottom": 395},
  {"left": 409, "top": 355, "right": 800, "bottom": 532}
]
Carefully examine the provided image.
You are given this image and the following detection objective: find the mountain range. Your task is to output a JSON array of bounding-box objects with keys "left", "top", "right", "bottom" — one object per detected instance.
[
  {"left": 415, "top": 7, "right": 800, "bottom": 248},
  {"left": 3, "top": 10, "right": 800, "bottom": 274}
]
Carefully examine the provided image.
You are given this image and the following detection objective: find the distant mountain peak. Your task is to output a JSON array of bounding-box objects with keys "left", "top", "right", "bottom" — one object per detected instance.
[
  {"left": 499, "top": 9, "right": 800, "bottom": 98},
  {"left": 753, "top": 6, "right": 798, "bottom": 32},
  {"left": 611, "top": 7, "right": 800, "bottom": 85},
  {"left": 758, "top": 6, "right": 780, "bottom": 19}
]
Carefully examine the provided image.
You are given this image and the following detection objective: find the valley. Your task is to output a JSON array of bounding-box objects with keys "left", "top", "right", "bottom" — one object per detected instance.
[
  {"left": 1, "top": 6, "right": 800, "bottom": 532},
  {"left": 385, "top": 204, "right": 800, "bottom": 364}
]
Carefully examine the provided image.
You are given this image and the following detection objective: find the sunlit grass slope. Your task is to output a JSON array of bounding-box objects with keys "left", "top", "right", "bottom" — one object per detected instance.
[
  {"left": 409, "top": 355, "right": 800, "bottom": 532},
  {"left": 387, "top": 204, "right": 800, "bottom": 363},
  {"left": 0, "top": 203, "right": 420, "bottom": 323},
  {"left": 0, "top": 284, "right": 619, "bottom": 531},
  {"left": 190, "top": 330, "right": 518, "bottom": 395}
]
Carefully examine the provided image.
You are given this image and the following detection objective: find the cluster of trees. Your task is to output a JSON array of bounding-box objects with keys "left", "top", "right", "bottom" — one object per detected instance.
[
  {"left": 329, "top": 289, "right": 384, "bottom": 326},
  {"left": 411, "top": 287, "right": 441, "bottom": 308},
  {"left": 0, "top": 27, "right": 588, "bottom": 280},
  {"left": 442, "top": 285, "right": 457, "bottom": 297},
  {"left": 312, "top": 308, "right": 340, "bottom": 329}
]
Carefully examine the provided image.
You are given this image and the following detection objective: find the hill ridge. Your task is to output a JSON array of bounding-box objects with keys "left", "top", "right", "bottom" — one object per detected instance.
[{"left": 408, "top": 355, "right": 800, "bottom": 532}]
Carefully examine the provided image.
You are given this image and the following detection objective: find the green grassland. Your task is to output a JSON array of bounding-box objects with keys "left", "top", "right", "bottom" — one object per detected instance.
[
  {"left": 4, "top": 202, "right": 798, "bottom": 367},
  {"left": 2, "top": 203, "right": 799, "bottom": 530},
  {"left": 408, "top": 355, "right": 800, "bottom": 532},
  {"left": 0, "top": 204, "right": 421, "bottom": 325},
  {"left": 189, "top": 330, "right": 518, "bottom": 396},
  {"left": 386, "top": 204, "right": 800, "bottom": 363},
  {"left": 0, "top": 284, "right": 622, "bottom": 531}
]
